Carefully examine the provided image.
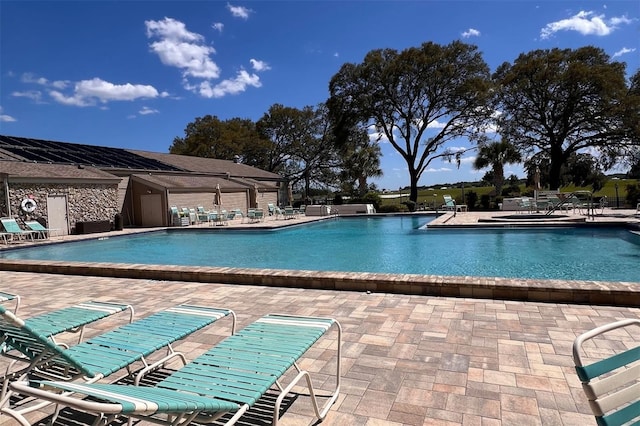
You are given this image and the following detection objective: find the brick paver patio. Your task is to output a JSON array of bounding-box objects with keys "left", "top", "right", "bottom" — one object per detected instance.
[{"left": 1, "top": 270, "right": 638, "bottom": 425}]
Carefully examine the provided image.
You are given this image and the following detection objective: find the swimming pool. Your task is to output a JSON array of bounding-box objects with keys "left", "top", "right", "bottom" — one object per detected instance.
[{"left": 3, "top": 216, "right": 640, "bottom": 282}]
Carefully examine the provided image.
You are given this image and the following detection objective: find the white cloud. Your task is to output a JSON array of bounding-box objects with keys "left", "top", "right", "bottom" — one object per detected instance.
[
  {"left": 462, "top": 28, "right": 481, "bottom": 38},
  {"left": 21, "top": 73, "right": 48, "bottom": 85},
  {"left": 12, "top": 90, "right": 43, "bottom": 103},
  {"left": 540, "top": 10, "right": 633, "bottom": 39},
  {"left": 367, "top": 125, "right": 390, "bottom": 143},
  {"left": 146, "top": 17, "right": 220, "bottom": 79},
  {"left": 139, "top": 106, "right": 159, "bottom": 115},
  {"left": 426, "top": 167, "right": 453, "bottom": 173},
  {"left": 0, "top": 106, "right": 16, "bottom": 122},
  {"left": 250, "top": 59, "right": 270, "bottom": 72},
  {"left": 146, "top": 17, "right": 269, "bottom": 99},
  {"left": 196, "top": 69, "right": 261, "bottom": 98},
  {"left": 613, "top": 47, "right": 636, "bottom": 58},
  {"left": 49, "top": 78, "right": 160, "bottom": 107},
  {"left": 459, "top": 155, "right": 476, "bottom": 165},
  {"left": 427, "top": 119, "right": 447, "bottom": 129},
  {"left": 212, "top": 22, "right": 224, "bottom": 32},
  {"left": 227, "top": 3, "right": 252, "bottom": 19},
  {"left": 21, "top": 72, "right": 69, "bottom": 89}
]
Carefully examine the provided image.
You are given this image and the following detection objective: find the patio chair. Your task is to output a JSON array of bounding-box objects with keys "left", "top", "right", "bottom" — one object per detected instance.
[
  {"left": 218, "top": 210, "right": 229, "bottom": 225},
  {"left": 442, "top": 195, "right": 467, "bottom": 213},
  {"left": 182, "top": 208, "right": 196, "bottom": 224},
  {"left": 169, "top": 206, "right": 183, "bottom": 226},
  {"left": 572, "top": 318, "right": 640, "bottom": 426},
  {"left": 0, "top": 232, "right": 11, "bottom": 245},
  {"left": 518, "top": 196, "right": 536, "bottom": 213},
  {"left": 24, "top": 220, "right": 57, "bottom": 239},
  {"left": 0, "top": 218, "right": 38, "bottom": 242},
  {"left": 7, "top": 313, "right": 341, "bottom": 426},
  {"left": 0, "top": 300, "right": 133, "bottom": 401},
  {"left": 229, "top": 208, "right": 243, "bottom": 220},
  {"left": 253, "top": 208, "right": 264, "bottom": 222},
  {"left": 1, "top": 300, "right": 133, "bottom": 350},
  {"left": 0, "top": 304, "right": 235, "bottom": 417},
  {"left": 0, "top": 291, "right": 20, "bottom": 314},
  {"left": 284, "top": 206, "right": 296, "bottom": 219},
  {"left": 196, "top": 206, "right": 210, "bottom": 223}
]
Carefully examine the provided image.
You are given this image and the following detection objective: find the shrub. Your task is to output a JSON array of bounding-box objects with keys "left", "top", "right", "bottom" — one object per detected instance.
[
  {"left": 494, "top": 196, "right": 503, "bottom": 209},
  {"left": 402, "top": 200, "right": 417, "bottom": 212},
  {"left": 480, "top": 194, "right": 491, "bottom": 210},
  {"left": 626, "top": 184, "right": 639, "bottom": 207},
  {"left": 465, "top": 191, "right": 478, "bottom": 211},
  {"left": 378, "top": 204, "right": 408, "bottom": 213},
  {"left": 352, "top": 192, "right": 382, "bottom": 211},
  {"left": 333, "top": 194, "right": 344, "bottom": 205}
]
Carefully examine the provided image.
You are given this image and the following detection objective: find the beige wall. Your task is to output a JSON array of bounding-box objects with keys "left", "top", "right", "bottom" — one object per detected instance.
[
  {"left": 254, "top": 191, "right": 278, "bottom": 210},
  {"left": 168, "top": 190, "right": 278, "bottom": 214}
]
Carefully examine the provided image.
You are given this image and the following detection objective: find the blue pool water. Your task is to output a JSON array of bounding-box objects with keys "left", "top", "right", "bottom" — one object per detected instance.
[{"left": 3, "top": 216, "right": 640, "bottom": 282}]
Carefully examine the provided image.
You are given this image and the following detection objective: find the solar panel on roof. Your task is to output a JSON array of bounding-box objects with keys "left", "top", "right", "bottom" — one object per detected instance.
[
  {"left": 0, "top": 135, "right": 182, "bottom": 171},
  {"left": 2, "top": 147, "right": 49, "bottom": 162}
]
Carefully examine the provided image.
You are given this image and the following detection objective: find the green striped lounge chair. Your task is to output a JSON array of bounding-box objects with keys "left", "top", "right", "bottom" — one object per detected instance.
[
  {"left": 0, "top": 299, "right": 133, "bottom": 404},
  {"left": 2, "top": 300, "right": 133, "bottom": 351},
  {"left": 7, "top": 314, "right": 341, "bottom": 426},
  {"left": 572, "top": 318, "right": 640, "bottom": 426},
  {"left": 0, "top": 304, "right": 235, "bottom": 419}
]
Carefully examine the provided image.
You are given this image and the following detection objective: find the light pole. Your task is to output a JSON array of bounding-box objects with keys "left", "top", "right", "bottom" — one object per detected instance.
[
  {"left": 433, "top": 193, "right": 437, "bottom": 212},
  {"left": 615, "top": 183, "right": 619, "bottom": 208},
  {"left": 399, "top": 187, "right": 402, "bottom": 204}
]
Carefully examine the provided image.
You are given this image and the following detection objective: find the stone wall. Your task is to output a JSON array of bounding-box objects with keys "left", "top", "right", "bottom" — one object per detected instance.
[{"left": 4, "top": 183, "right": 119, "bottom": 228}]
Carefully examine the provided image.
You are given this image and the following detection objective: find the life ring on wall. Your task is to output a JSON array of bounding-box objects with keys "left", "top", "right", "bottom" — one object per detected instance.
[{"left": 21, "top": 198, "right": 37, "bottom": 213}]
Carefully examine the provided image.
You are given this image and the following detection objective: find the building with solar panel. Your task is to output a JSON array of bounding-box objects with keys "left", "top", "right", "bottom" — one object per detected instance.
[{"left": 0, "top": 135, "right": 284, "bottom": 235}]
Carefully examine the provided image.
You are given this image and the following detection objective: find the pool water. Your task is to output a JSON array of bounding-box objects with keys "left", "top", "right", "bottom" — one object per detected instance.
[{"left": 3, "top": 216, "right": 640, "bottom": 282}]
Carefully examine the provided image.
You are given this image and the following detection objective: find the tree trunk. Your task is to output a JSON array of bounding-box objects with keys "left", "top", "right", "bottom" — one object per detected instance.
[
  {"left": 358, "top": 175, "right": 368, "bottom": 197},
  {"left": 494, "top": 164, "right": 504, "bottom": 196},
  {"left": 409, "top": 171, "right": 419, "bottom": 203},
  {"left": 548, "top": 146, "right": 564, "bottom": 190}
]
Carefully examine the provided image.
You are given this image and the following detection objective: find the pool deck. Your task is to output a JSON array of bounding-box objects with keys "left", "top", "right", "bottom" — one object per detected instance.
[{"left": 0, "top": 209, "right": 639, "bottom": 425}]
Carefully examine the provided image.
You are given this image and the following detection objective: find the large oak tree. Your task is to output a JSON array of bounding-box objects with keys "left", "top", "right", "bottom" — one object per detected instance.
[
  {"left": 493, "top": 46, "right": 637, "bottom": 190},
  {"left": 256, "top": 103, "right": 341, "bottom": 197},
  {"left": 328, "top": 40, "right": 493, "bottom": 202},
  {"left": 169, "top": 115, "right": 270, "bottom": 169}
]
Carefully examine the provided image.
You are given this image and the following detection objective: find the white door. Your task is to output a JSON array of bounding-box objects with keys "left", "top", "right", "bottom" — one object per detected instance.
[
  {"left": 46, "top": 195, "right": 69, "bottom": 236},
  {"left": 140, "top": 194, "right": 163, "bottom": 227}
]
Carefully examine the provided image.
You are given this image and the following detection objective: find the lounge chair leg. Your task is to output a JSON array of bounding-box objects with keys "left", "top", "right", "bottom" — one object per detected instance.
[{"left": 0, "top": 407, "right": 31, "bottom": 426}]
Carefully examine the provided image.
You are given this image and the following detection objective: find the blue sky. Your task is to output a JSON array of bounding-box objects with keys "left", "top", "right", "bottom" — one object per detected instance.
[{"left": 1, "top": 1, "right": 638, "bottom": 191}]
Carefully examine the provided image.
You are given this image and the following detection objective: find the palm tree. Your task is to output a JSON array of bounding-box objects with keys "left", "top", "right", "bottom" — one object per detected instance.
[
  {"left": 473, "top": 140, "right": 522, "bottom": 196},
  {"left": 340, "top": 133, "right": 383, "bottom": 197}
]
